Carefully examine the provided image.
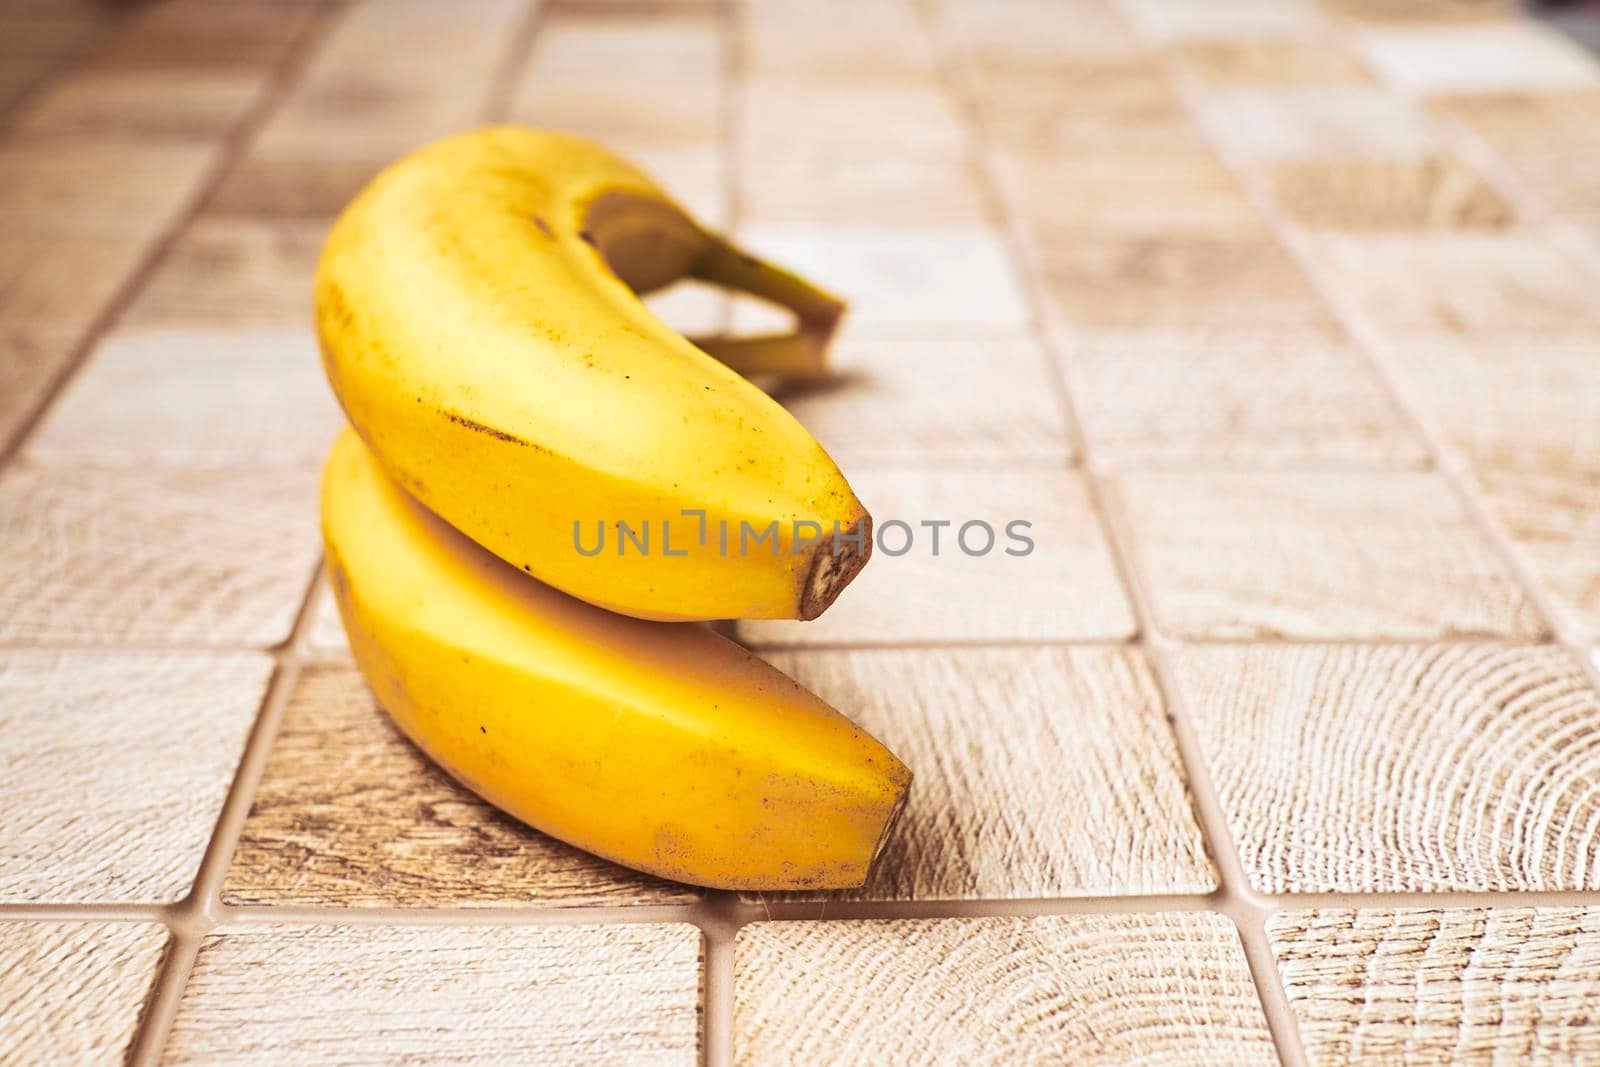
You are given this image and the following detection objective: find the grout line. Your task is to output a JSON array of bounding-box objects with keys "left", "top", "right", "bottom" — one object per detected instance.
[
  {"left": 478, "top": 0, "right": 550, "bottom": 124},
  {"left": 921, "top": 5, "right": 1308, "bottom": 1064},
  {"left": 219, "top": 902, "right": 708, "bottom": 926}
]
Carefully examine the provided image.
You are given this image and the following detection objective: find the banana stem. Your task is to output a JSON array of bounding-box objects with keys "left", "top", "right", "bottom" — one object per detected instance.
[
  {"left": 689, "top": 235, "right": 846, "bottom": 338},
  {"left": 691, "top": 332, "right": 830, "bottom": 380}
]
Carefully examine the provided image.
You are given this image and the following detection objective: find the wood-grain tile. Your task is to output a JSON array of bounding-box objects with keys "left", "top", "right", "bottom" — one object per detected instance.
[
  {"left": 119, "top": 219, "right": 327, "bottom": 329},
  {"left": 749, "top": 647, "right": 1213, "bottom": 901},
  {"left": 940, "top": 0, "right": 1137, "bottom": 64},
  {"left": 740, "top": 83, "right": 969, "bottom": 162},
  {"left": 1175, "top": 644, "right": 1600, "bottom": 893},
  {"left": 164, "top": 924, "right": 702, "bottom": 1065},
  {"left": 1319, "top": 0, "right": 1517, "bottom": 24},
  {"left": 1360, "top": 25, "right": 1600, "bottom": 96},
  {"left": 740, "top": 468, "right": 1135, "bottom": 645},
  {"left": 1430, "top": 91, "right": 1600, "bottom": 163},
  {"left": 0, "top": 139, "right": 217, "bottom": 236},
  {"left": 223, "top": 665, "right": 701, "bottom": 907},
  {"left": 203, "top": 154, "right": 384, "bottom": 220},
  {"left": 1271, "top": 908, "right": 1600, "bottom": 1065},
  {"left": 734, "top": 913, "right": 1274, "bottom": 1065},
  {"left": 1191, "top": 87, "right": 1437, "bottom": 161},
  {"left": 731, "top": 226, "right": 1028, "bottom": 331},
  {"left": 1480, "top": 468, "right": 1600, "bottom": 641},
  {"left": 1166, "top": 39, "right": 1374, "bottom": 85},
  {"left": 12, "top": 69, "right": 268, "bottom": 140},
  {"left": 969, "top": 56, "right": 1201, "bottom": 155},
  {"left": 1270, "top": 156, "right": 1514, "bottom": 230},
  {"left": 1384, "top": 335, "right": 1600, "bottom": 474},
  {"left": 0, "top": 231, "right": 150, "bottom": 340},
  {"left": 740, "top": 155, "right": 987, "bottom": 226},
  {"left": 91, "top": 0, "right": 314, "bottom": 70},
  {"left": 745, "top": 0, "right": 937, "bottom": 83},
  {"left": 0, "top": 328, "right": 77, "bottom": 455},
  {"left": 1312, "top": 234, "right": 1600, "bottom": 339},
  {"left": 0, "top": 921, "right": 169, "bottom": 1065},
  {"left": 775, "top": 335, "right": 1070, "bottom": 467},
  {"left": 28, "top": 329, "right": 340, "bottom": 470},
  {"left": 1111, "top": 472, "right": 1544, "bottom": 639},
  {"left": 0, "top": 650, "right": 271, "bottom": 902},
  {"left": 0, "top": 464, "right": 320, "bottom": 646},
  {"left": 1066, "top": 330, "right": 1426, "bottom": 467}
]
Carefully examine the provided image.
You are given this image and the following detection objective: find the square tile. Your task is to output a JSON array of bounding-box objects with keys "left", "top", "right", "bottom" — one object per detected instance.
[
  {"left": 0, "top": 139, "right": 217, "bottom": 236},
  {"left": 750, "top": 646, "right": 1213, "bottom": 901},
  {"left": 1430, "top": 91, "right": 1600, "bottom": 163},
  {"left": 1165, "top": 39, "right": 1374, "bottom": 85},
  {"left": 1191, "top": 87, "right": 1437, "bottom": 161},
  {"left": 12, "top": 69, "right": 268, "bottom": 140},
  {"left": 0, "top": 464, "right": 320, "bottom": 646},
  {"left": 519, "top": 13, "right": 722, "bottom": 86},
  {"left": 1361, "top": 25, "right": 1600, "bottom": 96},
  {"left": 204, "top": 154, "right": 384, "bottom": 221},
  {"left": 1114, "top": 0, "right": 1330, "bottom": 42},
  {"left": 92, "top": 0, "right": 313, "bottom": 70},
  {"left": 0, "top": 231, "right": 151, "bottom": 337},
  {"left": 0, "top": 922, "right": 169, "bottom": 1064},
  {"left": 735, "top": 914, "right": 1274, "bottom": 1064},
  {"left": 1065, "top": 330, "right": 1426, "bottom": 467},
  {"left": 940, "top": 0, "right": 1137, "bottom": 63},
  {"left": 776, "top": 335, "right": 1070, "bottom": 468},
  {"left": 1271, "top": 908, "right": 1600, "bottom": 1065},
  {"left": 1384, "top": 335, "right": 1600, "bottom": 473},
  {"left": 740, "top": 468, "right": 1136, "bottom": 645},
  {"left": 1270, "top": 156, "right": 1514, "bottom": 230},
  {"left": 1175, "top": 643, "right": 1600, "bottom": 893},
  {"left": 223, "top": 665, "right": 700, "bottom": 907},
  {"left": 970, "top": 56, "right": 1201, "bottom": 154},
  {"left": 120, "top": 219, "right": 327, "bottom": 329},
  {"left": 740, "top": 83, "right": 969, "bottom": 162},
  {"left": 746, "top": 0, "right": 937, "bottom": 82},
  {"left": 509, "top": 83, "right": 721, "bottom": 152},
  {"left": 165, "top": 924, "right": 702, "bottom": 1065},
  {"left": 1480, "top": 468, "right": 1600, "bottom": 641},
  {"left": 0, "top": 650, "right": 272, "bottom": 902},
  {"left": 0, "top": 329, "right": 77, "bottom": 454},
  {"left": 1312, "top": 234, "right": 1600, "bottom": 338},
  {"left": 731, "top": 226, "right": 1028, "bottom": 332},
  {"left": 28, "top": 330, "right": 340, "bottom": 470},
  {"left": 739, "top": 155, "right": 988, "bottom": 226},
  {"left": 1320, "top": 0, "right": 1517, "bottom": 24},
  {"left": 1110, "top": 472, "right": 1544, "bottom": 639},
  {"left": 1037, "top": 230, "right": 1336, "bottom": 329}
]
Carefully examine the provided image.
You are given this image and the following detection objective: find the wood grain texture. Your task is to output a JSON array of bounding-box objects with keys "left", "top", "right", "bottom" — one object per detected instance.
[
  {"left": 1270, "top": 908, "right": 1600, "bottom": 1065},
  {"left": 1166, "top": 40, "right": 1374, "bottom": 85},
  {"left": 28, "top": 329, "right": 341, "bottom": 470},
  {"left": 1319, "top": 0, "right": 1516, "bottom": 24},
  {"left": 1174, "top": 644, "right": 1600, "bottom": 893},
  {"left": 777, "top": 336, "right": 1071, "bottom": 467},
  {"left": 1111, "top": 472, "right": 1544, "bottom": 639},
  {"left": 1, "top": 230, "right": 152, "bottom": 338},
  {"left": 0, "top": 921, "right": 169, "bottom": 1067},
  {"left": 12, "top": 69, "right": 268, "bottom": 140},
  {"left": 1066, "top": 329, "right": 1426, "bottom": 467},
  {"left": 1114, "top": 0, "right": 1329, "bottom": 44},
  {"left": 223, "top": 665, "right": 701, "bottom": 907},
  {"left": 741, "top": 153, "right": 988, "bottom": 226},
  {"left": 120, "top": 219, "right": 327, "bottom": 329},
  {"left": 204, "top": 154, "right": 386, "bottom": 221},
  {"left": 749, "top": 646, "right": 1213, "bottom": 900},
  {"left": 1481, "top": 468, "right": 1600, "bottom": 641},
  {"left": 740, "top": 468, "right": 1136, "bottom": 645},
  {"left": 1270, "top": 156, "right": 1514, "bottom": 231},
  {"left": 1360, "top": 25, "right": 1600, "bottom": 96},
  {"left": 0, "top": 650, "right": 272, "bottom": 902},
  {"left": 735, "top": 913, "right": 1274, "bottom": 1066},
  {"left": 1191, "top": 87, "right": 1438, "bottom": 161},
  {"left": 91, "top": 0, "right": 314, "bottom": 71},
  {"left": 1313, "top": 234, "right": 1600, "bottom": 339},
  {"left": 0, "top": 139, "right": 217, "bottom": 236},
  {"left": 164, "top": 923, "right": 702, "bottom": 1066},
  {"left": 0, "top": 464, "right": 321, "bottom": 646},
  {"left": 745, "top": 0, "right": 936, "bottom": 83},
  {"left": 0, "top": 329, "right": 77, "bottom": 455},
  {"left": 1429, "top": 93, "right": 1600, "bottom": 228}
]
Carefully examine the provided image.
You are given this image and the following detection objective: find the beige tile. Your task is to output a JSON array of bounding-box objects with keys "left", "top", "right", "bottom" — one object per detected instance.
[
  {"left": 204, "top": 154, "right": 384, "bottom": 220},
  {"left": 0, "top": 650, "right": 271, "bottom": 902},
  {"left": 742, "top": 468, "right": 1135, "bottom": 645},
  {"left": 746, "top": 0, "right": 937, "bottom": 82},
  {"left": 223, "top": 665, "right": 700, "bottom": 907},
  {"left": 1038, "top": 230, "right": 1336, "bottom": 329},
  {"left": 1313, "top": 234, "right": 1600, "bottom": 338},
  {"left": 1270, "top": 156, "right": 1514, "bottom": 230},
  {"left": 1271, "top": 908, "right": 1600, "bottom": 1065},
  {"left": 1320, "top": 0, "right": 1518, "bottom": 24},
  {"left": 970, "top": 55, "right": 1202, "bottom": 154},
  {"left": 1066, "top": 330, "right": 1426, "bottom": 467},
  {"left": 29, "top": 329, "right": 340, "bottom": 470},
  {"left": 1166, "top": 39, "right": 1374, "bottom": 85},
  {"left": 0, "top": 231, "right": 150, "bottom": 337},
  {"left": 1361, "top": 25, "right": 1600, "bottom": 96},
  {"left": 0, "top": 921, "right": 169, "bottom": 1065},
  {"left": 776, "top": 336, "right": 1070, "bottom": 467},
  {"left": 0, "top": 464, "right": 320, "bottom": 646},
  {"left": 1191, "top": 87, "right": 1437, "bottom": 161},
  {"left": 510, "top": 83, "right": 721, "bottom": 151},
  {"left": 1111, "top": 472, "right": 1543, "bottom": 639},
  {"left": 0, "top": 329, "right": 77, "bottom": 454},
  {"left": 1385, "top": 335, "right": 1600, "bottom": 474},
  {"left": 1177, "top": 644, "right": 1600, "bottom": 893},
  {"left": 120, "top": 219, "right": 327, "bottom": 329},
  {"left": 1114, "top": 0, "right": 1331, "bottom": 43},
  {"left": 0, "top": 139, "right": 217, "bottom": 236},
  {"left": 751, "top": 647, "right": 1212, "bottom": 901},
  {"left": 731, "top": 226, "right": 1028, "bottom": 331},
  {"left": 1481, "top": 468, "right": 1600, "bottom": 641},
  {"left": 165, "top": 924, "right": 702, "bottom": 1065},
  {"left": 519, "top": 12, "right": 722, "bottom": 85},
  {"left": 940, "top": 0, "right": 1137, "bottom": 64},
  {"left": 305, "top": 583, "right": 350, "bottom": 660},
  {"left": 740, "top": 82, "right": 969, "bottom": 163},
  {"left": 92, "top": 0, "right": 314, "bottom": 70},
  {"left": 1430, "top": 91, "right": 1600, "bottom": 162},
  {"left": 735, "top": 913, "right": 1274, "bottom": 1065},
  {"left": 740, "top": 155, "right": 988, "bottom": 226},
  {"left": 12, "top": 68, "right": 268, "bottom": 139}
]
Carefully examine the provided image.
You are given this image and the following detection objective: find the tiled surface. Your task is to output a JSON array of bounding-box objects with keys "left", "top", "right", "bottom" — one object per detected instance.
[
  {"left": 164, "top": 924, "right": 703, "bottom": 1065},
  {"left": 734, "top": 913, "right": 1274, "bottom": 1064},
  {"left": 3, "top": 0, "right": 1600, "bottom": 1062}
]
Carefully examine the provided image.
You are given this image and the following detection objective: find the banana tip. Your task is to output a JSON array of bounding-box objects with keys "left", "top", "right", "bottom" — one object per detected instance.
[{"left": 799, "top": 514, "right": 871, "bottom": 620}]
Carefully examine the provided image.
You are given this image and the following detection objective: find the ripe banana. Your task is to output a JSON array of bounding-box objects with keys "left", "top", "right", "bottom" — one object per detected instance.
[
  {"left": 321, "top": 426, "right": 911, "bottom": 890},
  {"left": 316, "top": 126, "right": 867, "bottom": 623}
]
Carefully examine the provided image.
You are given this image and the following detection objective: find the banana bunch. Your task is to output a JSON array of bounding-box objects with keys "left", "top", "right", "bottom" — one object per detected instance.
[{"left": 316, "top": 127, "right": 910, "bottom": 890}]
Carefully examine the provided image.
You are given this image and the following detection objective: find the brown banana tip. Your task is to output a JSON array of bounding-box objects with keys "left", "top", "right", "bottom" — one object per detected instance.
[
  {"left": 867, "top": 774, "right": 911, "bottom": 876},
  {"left": 799, "top": 514, "right": 872, "bottom": 620}
]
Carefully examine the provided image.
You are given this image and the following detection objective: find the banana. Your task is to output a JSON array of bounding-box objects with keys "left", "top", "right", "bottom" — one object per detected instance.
[
  {"left": 321, "top": 426, "right": 911, "bottom": 890},
  {"left": 316, "top": 126, "right": 867, "bottom": 622}
]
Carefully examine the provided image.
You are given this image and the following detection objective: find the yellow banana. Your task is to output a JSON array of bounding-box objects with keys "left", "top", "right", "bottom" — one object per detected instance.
[
  {"left": 321, "top": 426, "right": 911, "bottom": 890},
  {"left": 316, "top": 126, "right": 866, "bottom": 622}
]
